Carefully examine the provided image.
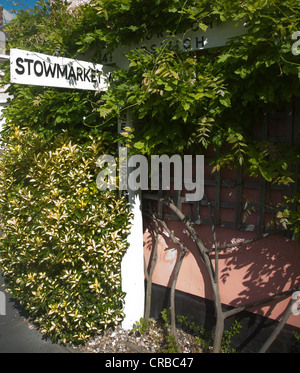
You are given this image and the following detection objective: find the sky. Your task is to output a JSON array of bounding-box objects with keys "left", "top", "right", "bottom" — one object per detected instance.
[{"left": 1, "top": 1, "right": 38, "bottom": 11}]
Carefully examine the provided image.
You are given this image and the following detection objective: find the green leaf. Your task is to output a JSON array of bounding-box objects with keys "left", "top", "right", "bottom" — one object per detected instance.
[
  {"left": 164, "top": 84, "right": 173, "bottom": 91},
  {"left": 182, "top": 102, "right": 190, "bottom": 111},
  {"left": 219, "top": 97, "right": 231, "bottom": 107},
  {"left": 133, "top": 141, "right": 145, "bottom": 149}
]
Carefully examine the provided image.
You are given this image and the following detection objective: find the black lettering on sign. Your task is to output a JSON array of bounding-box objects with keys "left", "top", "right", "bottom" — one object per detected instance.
[
  {"left": 57, "top": 64, "right": 67, "bottom": 79},
  {"left": 15, "top": 57, "right": 25, "bottom": 75},
  {"left": 183, "top": 38, "right": 191, "bottom": 50},
  {"left": 34, "top": 60, "right": 43, "bottom": 77},
  {"left": 195, "top": 36, "right": 205, "bottom": 49},
  {"left": 24, "top": 58, "right": 34, "bottom": 75},
  {"left": 90, "top": 69, "right": 97, "bottom": 83},
  {"left": 43, "top": 61, "right": 56, "bottom": 78},
  {"left": 76, "top": 67, "right": 83, "bottom": 81},
  {"left": 83, "top": 68, "right": 91, "bottom": 82},
  {"left": 68, "top": 66, "right": 76, "bottom": 81},
  {"left": 101, "top": 53, "right": 113, "bottom": 64}
]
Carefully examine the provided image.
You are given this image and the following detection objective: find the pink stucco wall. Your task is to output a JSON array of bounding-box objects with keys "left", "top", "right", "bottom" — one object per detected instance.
[
  {"left": 143, "top": 103, "right": 300, "bottom": 328},
  {"left": 143, "top": 220, "right": 300, "bottom": 328}
]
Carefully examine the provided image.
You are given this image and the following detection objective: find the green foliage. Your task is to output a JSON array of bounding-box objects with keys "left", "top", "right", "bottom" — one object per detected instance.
[
  {"left": 3, "top": 87, "right": 97, "bottom": 136},
  {"left": 1, "top": 0, "right": 300, "bottom": 345},
  {"left": 293, "top": 331, "right": 300, "bottom": 341},
  {"left": 5, "top": 0, "right": 85, "bottom": 57},
  {"left": 76, "top": 0, "right": 212, "bottom": 57},
  {"left": 176, "top": 313, "right": 242, "bottom": 352},
  {"left": 177, "top": 314, "right": 242, "bottom": 353},
  {"left": 131, "top": 317, "right": 152, "bottom": 335},
  {"left": 177, "top": 314, "right": 212, "bottom": 351},
  {"left": 160, "top": 309, "right": 181, "bottom": 353},
  {"left": 221, "top": 320, "right": 242, "bottom": 353},
  {"left": 101, "top": 45, "right": 231, "bottom": 155},
  {"left": 162, "top": 333, "right": 181, "bottom": 353},
  {"left": 79, "top": 0, "right": 300, "bottom": 234},
  {"left": 277, "top": 194, "right": 300, "bottom": 239},
  {"left": 0, "top": 0, "right": 134, "bottom": 346},
  {"left": 176, "top": 314, "right": 202, "bottom": 334},
  {"left": 160, "top": 308, "right": 170, "bottom": 324},
  {"left": 0, "top": 126, "right": 131, "bottom": 344}
]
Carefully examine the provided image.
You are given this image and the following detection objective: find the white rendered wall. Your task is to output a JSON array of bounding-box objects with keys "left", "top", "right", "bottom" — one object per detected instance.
[
  {"left": 118, "top": 113, "right": 145, "bottom": 330},
  {"left": 121, "top": 189, "right": 145, "bottom": 329}
]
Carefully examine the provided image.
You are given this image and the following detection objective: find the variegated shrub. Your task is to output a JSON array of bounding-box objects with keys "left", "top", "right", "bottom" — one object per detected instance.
[{"left": 0, "top": 125, "right": 131, "bottom": 344}]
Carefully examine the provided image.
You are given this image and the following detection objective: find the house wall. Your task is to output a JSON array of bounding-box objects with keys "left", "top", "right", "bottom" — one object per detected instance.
[
  {"left": 143, "top": 220, "right": 300, "bottom": 328},
  {"left": 142, "top": 103, "right": 300, "bottom": 331}
]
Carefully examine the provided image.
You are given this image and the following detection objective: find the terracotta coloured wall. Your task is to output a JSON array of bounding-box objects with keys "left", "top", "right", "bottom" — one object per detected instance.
[
  {"left": 143, "top": 103, "right": 300, "bottom": 328},
  {"left": 143, "top": 220, "right": 300, "bottom": 328}
]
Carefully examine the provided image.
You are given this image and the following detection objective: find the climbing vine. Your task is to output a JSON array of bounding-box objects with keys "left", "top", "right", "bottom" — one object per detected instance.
[{"left": 75, "top": 0, "right": 300, "bottom": 235}]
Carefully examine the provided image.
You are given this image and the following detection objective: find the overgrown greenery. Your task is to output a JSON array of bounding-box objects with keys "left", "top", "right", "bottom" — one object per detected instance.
[
  {"left": 76, "top": 0, "right": 300, "bottom": 234},
  {"left": 0, "top": 1, "right": 132, "bottom": 345},
  {"left": 0, "top": 0, "right": 299, "bottom": 346},
  {"left": 0, "top": 125, "right": 131, "bottom": 344},
  {"left": 131, "top": 311, "right": 242, "bottom": 353},
  {"left": 4, "top": 0, "right": 300, "bottom": 233}
]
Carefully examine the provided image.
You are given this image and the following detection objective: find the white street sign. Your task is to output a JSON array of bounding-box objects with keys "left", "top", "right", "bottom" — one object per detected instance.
[
  {"left": 10, "top": 48, "right": 113, "bottom": 91},
  {"left": 100, "top": 21, "right": 246, "bottom": 68}
]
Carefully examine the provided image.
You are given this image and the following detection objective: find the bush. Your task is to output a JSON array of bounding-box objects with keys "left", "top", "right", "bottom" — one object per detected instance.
[{"left": 0, "top": 124, "right": 131, "bottom": 344}]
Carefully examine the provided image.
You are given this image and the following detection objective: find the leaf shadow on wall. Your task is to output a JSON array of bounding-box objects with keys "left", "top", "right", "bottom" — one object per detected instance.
[{"left": 217, "top": 231, "right": 300, "bottom": 348}]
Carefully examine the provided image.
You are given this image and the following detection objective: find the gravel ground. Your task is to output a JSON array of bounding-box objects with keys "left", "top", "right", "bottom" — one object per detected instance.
[{"left": 77, "top": 318, "right": 208, "bottom": 353}]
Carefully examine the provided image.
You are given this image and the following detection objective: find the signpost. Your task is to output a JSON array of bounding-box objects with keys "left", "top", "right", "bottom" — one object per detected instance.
[
  {"left": 100, "top": 21, "right": 246, "bottom": 68},
  {"left": 10, "top": 48, "right": 112, "bottom": 91}
]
